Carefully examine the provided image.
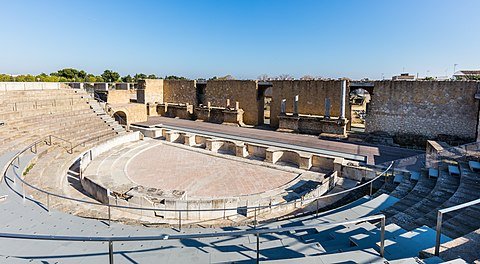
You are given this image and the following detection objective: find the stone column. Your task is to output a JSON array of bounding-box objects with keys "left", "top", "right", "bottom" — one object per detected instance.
[
  {"left": 207, "top": 102, "right": 211, "bottom": 109},
  {"left": 235, "top": 101, "right": 240, "bottom": 110},
  {"left": 325, "top": 98, "right": 331, "bottom": 119},
  {"left": 127, "top": 83, "right": 131, "bottom": 90},
  {"left": 293, "top": 95, "right": 299, "bottom": 116},
  {"left": 280, "top": 99, "right": 286, "bottom": 115},
  {"left": 79, "top": 83, "right": 84, "bottom": 90},
  {"left": 340, "top": 80, "right": 346, "bottom": 119},
  {"left": 226, "top": 99, "right": 230, "bottom": 108}
]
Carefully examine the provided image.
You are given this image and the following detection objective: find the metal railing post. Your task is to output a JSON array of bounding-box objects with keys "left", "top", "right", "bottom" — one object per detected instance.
[
  {"left": 380, "top": 216, "right": 385, "bottom": 257},
  {"left": 109, "top": 240, "right": 114, "bottom": 264},
  {"left": 254, "top": 207, "right": 257, "bottom": 228},
  {"left": 22, "top": 182, "right": 25, "bottom": 202},
  {"left": 256, "top": 232, "right": 260, "bottom": 264},
  {"left": 108, "top": 204, "right": 111, "bottom": 227},
  {"left": 223, "top": 199, "right": 226, "bottom": 220},
  {"left": 179, "top": 211, "right": 182, "bottom": 231},
  {"left": 435, "top": 211, "right": 443, "bottom": 256},
  {"left": 316, "top": 199, "right": 319, "bottom": 217},
  {"left": 47, "top": 193, "right": 50, "bottom": 214},
  {"left": 369, "top": 182, "right": 373, "bottom": 197}
]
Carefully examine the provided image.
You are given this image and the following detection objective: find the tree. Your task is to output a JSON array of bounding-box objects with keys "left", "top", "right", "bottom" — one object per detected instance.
[
  {"left": 276, "top": 74, "right": 294, "bottom": 80},
  {"left": 165, "top": 75, "right": 187, "bottom": 80},
  {"left": 300, "top": 75, "right": 315, "bottom": 80},
  {"left": 121, "top": 75, "right": 133, "bottom": 83},
  {"left": 134, "top": 73, "right": 147, "bottom": 82},
  {"left": 147, "top": 74, "right": 158, "bottom": 79},
  {"left": 217, "top": 74, "right": 235, "bottom": 80},
  {"left": 257, "top": 74, "right": 269, "bottom": 81},
  {"left": 51, "top": 68, "right": 85, "bottom": 81},
  {"left": 101, "top": 70, "right": 120, "bottom": 82},
  {"left": 0, "top": 74, "right": 14, "bottom": 82}
]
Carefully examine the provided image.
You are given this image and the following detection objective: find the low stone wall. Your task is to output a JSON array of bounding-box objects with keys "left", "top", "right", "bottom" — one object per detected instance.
[
  {"left": 278, "top": 114, "right": 347, "bottom": 136},
  {"left": 0, "top": 82, "right": 66, "bottom": 91},
  {"left": 157, "top": 103, "right": 193, "bottom": 119},
  {"left": 81, "top": 176, "right": 109, "bottom": 204},
  {"left": 141, "top": 126, "right": 339, "bottom": 173},
  {"left": 195, "top": 106, "right": 244, "bottom": 126},
  {"left": 79, "top": 132, "right": 142, "bottom": 177}
]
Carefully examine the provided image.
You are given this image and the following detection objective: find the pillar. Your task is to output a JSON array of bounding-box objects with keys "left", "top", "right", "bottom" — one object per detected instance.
[
  {"left": 340, "top": 80, "right": 346, "bottom": 119},
  {"left": 235, "top": 101, "right": 240, "bottom": 110},
  {"left": 207, "top": 102, "right": 211, "bottom": 109},
  {"left": 293, "top": 95, "right": 299, "bottom": 116},
  {"left": 280, "top": 99, "right": 286, "bottom": 115},
  {"left": 226, "top": 99, "right": 230, "bottom": 108}
]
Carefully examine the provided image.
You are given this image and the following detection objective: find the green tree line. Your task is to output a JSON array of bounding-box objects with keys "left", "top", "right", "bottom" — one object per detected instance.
[{"left": 0, "top": 68, "right": 188, "bottom": 82}]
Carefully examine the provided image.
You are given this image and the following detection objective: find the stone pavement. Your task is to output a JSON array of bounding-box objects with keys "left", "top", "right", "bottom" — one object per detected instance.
[
  {"left": 135, "top": 116, "right": 423, "bottom": 165},
  {"left": 126, "top": 143, "right": 298, "bottom": 198}
]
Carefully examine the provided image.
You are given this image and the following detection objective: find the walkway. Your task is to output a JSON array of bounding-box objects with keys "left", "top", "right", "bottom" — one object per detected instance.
[{"left": 135, "top": 116, "right": 423, "bottom": 165}]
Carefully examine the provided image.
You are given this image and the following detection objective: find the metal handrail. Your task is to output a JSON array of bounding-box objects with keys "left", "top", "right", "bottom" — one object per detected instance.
[
  {"left": 434, "top": 198, "right": 480, "bottom": 256},
  {"left": 0, "top": 214, "right": 387, "bottom": 264},
  {"left": 70, "top": 132, "right": 114, "bottom": 152},
  {"left": 4, "top": 132, "right": 394, "bottom": 228},
  {"left": 47, "top": 135, "right": 74, "bottom": 154}
]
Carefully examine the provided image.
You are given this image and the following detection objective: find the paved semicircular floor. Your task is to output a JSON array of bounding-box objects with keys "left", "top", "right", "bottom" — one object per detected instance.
[{"left": 125, "top": 143, "right": 298, "bottom": 198}]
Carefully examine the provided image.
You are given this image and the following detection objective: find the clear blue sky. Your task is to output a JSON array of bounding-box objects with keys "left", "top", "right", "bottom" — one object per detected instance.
[{"left": 1, "top": 0, "right": 479, "bottom": 80}]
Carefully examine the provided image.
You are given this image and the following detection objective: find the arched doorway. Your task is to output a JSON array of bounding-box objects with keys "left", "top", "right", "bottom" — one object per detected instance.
[
  {"left": 257, "top": 82, "right": 273, "bottom": 127},
  {"left": 113, "top": 111, "right": 127, "bottom": 126},
  {"left": 349, "top": 88, "right": 371, "bottom": 132}
]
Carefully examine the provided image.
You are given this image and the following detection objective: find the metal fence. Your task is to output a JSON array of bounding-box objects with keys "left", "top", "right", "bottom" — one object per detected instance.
[
  {"left": 0, "top": 214, "right": 386, "bottom": 264},
  {"left": 3, "top": 134, "right": 394, "bottom": 228}
]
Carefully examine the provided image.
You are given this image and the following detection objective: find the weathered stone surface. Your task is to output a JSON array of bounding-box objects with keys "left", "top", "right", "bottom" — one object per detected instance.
[{"left": 366, "top": 81, "right": 479, "bottom": 140}]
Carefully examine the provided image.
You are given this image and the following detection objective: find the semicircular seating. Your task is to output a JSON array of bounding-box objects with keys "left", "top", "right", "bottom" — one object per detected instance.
[{"left": 0, "top": 87, "right": 479, "bottom": 263}]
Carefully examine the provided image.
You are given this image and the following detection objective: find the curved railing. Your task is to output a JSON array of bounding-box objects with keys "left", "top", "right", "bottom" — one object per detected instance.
[
  {"left": 2, "top": 134, "right": 395, "bottom": 228},
  {"left": 0, "top": 214, "right": 386, "bottom": 264}
]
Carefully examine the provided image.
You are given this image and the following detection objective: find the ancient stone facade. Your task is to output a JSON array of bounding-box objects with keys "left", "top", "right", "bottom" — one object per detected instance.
[
  {"left": 137, "top": 79, "right": 164, "bottom": 104},
  {"left": 270, "top": 80, "right": 349, "bottom": 128},
  {"left": 366, "top": 81, "right": 480, "bottom": 140},
  {"left": 204, "top": 80, "right": 259, "bottom": 125},
  {"left": 106, "top": 90, "right": 131, "bottom": 104},
  {"left": 136, "top": 79, "right": 480, "bottom": 142},
  {"left": 163, "top": 80, "right": 197, "bottom": 106}
]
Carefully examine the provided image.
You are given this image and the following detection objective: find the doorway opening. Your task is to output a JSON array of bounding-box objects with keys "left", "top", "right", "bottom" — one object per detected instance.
[{"left": 349, "top": 88, "right": 370, "bottom": 132}]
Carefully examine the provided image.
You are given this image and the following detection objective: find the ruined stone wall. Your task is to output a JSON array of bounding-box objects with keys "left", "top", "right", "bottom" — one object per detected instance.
[
  {"left": 366, "top": 81, "right": 480, "bottom": 140},
  {"left": 204, "top": 80, "right": 259, "bottom": 125},
  {"left": 109, "top": 103, "right": 148, "bottom": 124},
  {"left": 163, "top": 80, "right": 197, "bottom": 105},
  {"left": 137, "top": 79, "right": 164, "bottom": 104},
  {"left": 270, "top": 80, "right": 347, "bottom": 128},
  {"left": 107, "top": 90, "right": 131, "bottom": 104}
]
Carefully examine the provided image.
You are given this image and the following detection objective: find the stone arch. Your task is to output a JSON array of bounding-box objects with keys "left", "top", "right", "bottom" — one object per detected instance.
[{"left": 113, "top": 111, "right": 128, "bottom": 126}]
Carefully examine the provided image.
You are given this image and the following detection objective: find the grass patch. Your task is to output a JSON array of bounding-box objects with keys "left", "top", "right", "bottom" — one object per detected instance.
[{"left": 23, "top": 163, "right": 35, "bottom": 176}]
